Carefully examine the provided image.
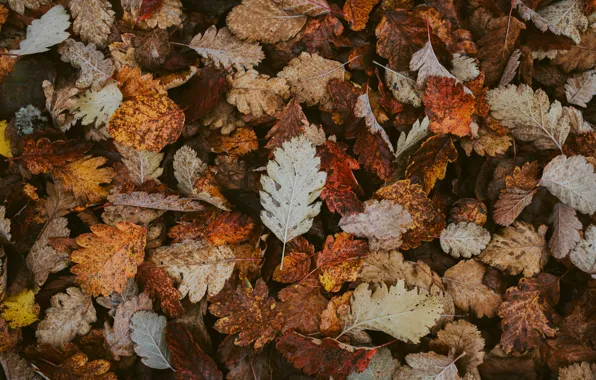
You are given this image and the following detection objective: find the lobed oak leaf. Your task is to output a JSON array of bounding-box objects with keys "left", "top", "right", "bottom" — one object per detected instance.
[
  {"left": 540, "top": 155, "right": 596, "bottom": 215},
  {"left": 226, "top": 0, "right": 307, "bottom": 44},
  {"left": 493, "top": 161, "right": 540, "bottom": 226},
  {"left": 405, "top": 135, "right": 458, "bottom": 194},
  {"left": 569, "top": 225, "right": 596, "bottom": 278},
  {"left": 227, "top": 69, "right": 290, "bottom": 118},
  {"left": 344, "top": 0, "right": 380, "bottom": 31},
  {"left": 70, "top": 222, "right": 146, "bottom": 297},
  {"left": 317, "top": 233, "right": 368, "bottom": 292},
  {"left": 137, "top": 262, "right": 184, "bottom": 319},
  {"left": 341, "top": 281, "right": 443, "bottom": 343},
  {"left": 68, "top": 0, "right": 114, "bottom": 47},
  {"left": 209, "top": 278, "right": 282, "bottom": 349},
  {"left": 166, "top": 322, "right": 223, "bottom": 380},
  {"left": 347, "top": 347, "right": 398, "bottom": 380},
  {"left": 554, "top": 27, "right": 596, "bottom": 73},
  {"left": 104, "top": 292, "right": 152, "bottom": 359},
  {"left": 278, "top": 277, "right": 328, "bottom": 334},
  {"left": 36, "top": 287, "right": 96, "bottom": 347},
  {"left": 565, "top": 70, "right": 596, "bottom": 108},
  {"left": 53, "top": 155, "right": 115, "bottom": 204},
  {"left": 440, "top": 222, "right": 491, "bottom": 259},
  {"left": 430, "top": 320, "right": 485, "bottom": 374},
  {"left": 115, "top": 142, "right": 163, "bottom": 186},
  {"left": 205, "top": 212, "right": 257, "bottom": 246},
  {"left": 376, "top": 9, "right": 426, "bottom": 70},
  {"left": 498, "top": 273, "right": 559, "bottom": 353},
  {"left": 276, "top": 331, "right": 377, "bottom": 380},
  {"left": 1, "top": 289, "right": 39, "bottom": 329},
  {"left": 26, "top": 217, "right": 70, "bottom": 288},
  {"left": 130, "top": 311, "right": 173, "bottom": 369},
  {"left": 394, "top": 351, "right": 461, "bottom": 380},
  {"left": 278, "top": 52, "right": 345, "bottom": 106},
  {"left": 21, "top": 138, "right": 92, "bottom": 175},
  {"left": 115, "top": 66, "right": 166, "bottom": 100},
  {"left": 549, "top": 203, "right": 583, "bottom": 259},
  {"left": 443, "top": 259, "right": 502, "bottom": 318},
  {"left": 58, "top": 39, "right": 115, "bottom": 91},
  {"left": 423, "top": 76, "right": 475, "bottom": 137},
  {"left": 71, "top": 82, "right": 122, "bottom": 128},
  {"left": 108, "top": 94, "right": 185, "bottom": 152},
  {"left": 190, "top": 26, "right": 264, "bottom": 71},
  {"left": 8, "top": 5, "right": 70, "bottom": 55},
  {"left": 150, "top": 240, "right": 235, "bottom": 303},
  {"left": 353, "top": 129, "right": 395, "bottom": 181}
]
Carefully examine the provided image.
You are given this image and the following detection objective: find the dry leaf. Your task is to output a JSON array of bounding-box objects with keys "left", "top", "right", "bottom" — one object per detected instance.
[
  {"left": 26, "top": 217, "right": 70, "bottom": 288},
  {"left": 104, "top": 293, "right": 152, "bottom": 359},
  {"left": 137, "top": 262, "right": 184, "bottom": 319},
  {"left": 493, "top": 161, "right": 540, "bottom": 226},
  {"left": 58, "top": 39, "right": 115, "bottom": 91},
  {"left": 376, "top": 9, "right": 426, "bottom": 70},
  {"left": 115, "top": 66, "right": 166, "bottom": 99},
  {"left": 430, "top": 320, "right": 485, "bottom": 374},
  {"left": 559, "top": 362, "right": 596, "bottom": 380},
  {"left": 410, "top": 41, "right": 458, "bottom": 88},
  {"left": 9, "top": 5, "right": 70, "bottom": 55},
  {"left": 565, "top": 70, "right": 596, "bottom": 108},
  {"left": 385, "top": 68, "right": 422, "bottom": 107},
  {"left": 317, "top": 233, "right": 368, "bottom": 292},
  {"left": 1, "top": 289, "right": 39, "bottom": 329},
  {"left": 405, "top": 135, "right": 458, "bottom": 193},
  {"left": 440, "top": 222, "right": 491, "bottom": 259},
  {"left": 130, "top": 311, "right": 172, "bottom": 369},
  {"left": 8, "top": 0, "right": 50, "bottom": 14},
  {"left": 460, "top": 127, "right": 512, "bottom": 157},
  {"left": 423, "top": 76, "right": 475, "bottom": 137},
  {"left": 344, "top": 0, "right": 380, "bottom": 31},
  {"left": 227, "top": 69, "right": 290, "bottom": 118},
  {"left": 68, "top": 0, "right": 114, "bottom": 47},
  {"left": 347, "top": 347, "right": 397, "bottom": 380},
  {"left": 278, "top": 278, "right": 328, "bottom": 334},
  {"left": 354, "top": 92, "right": 394, "bottom": 152},
  {"left": 42, "top": 80, "right": 79, "bottom": 132},
  {"left": 549, "top": 203, "right": 583, "bottom": 259},
  {"left": 554, "top": 27, "right": 596, "bottom": 73},
  {"left": 569, "top": 225, "right": 596, "bottom": 278},
  {"left": 142, "top": 0, "right": 182, "bottom": 29},
  {"left": 116, "top": 142, "right": 163, "bottom": 186},
  {"left": 394, "top": 351, "right": 460, "bottom": 380},
  {"left": 537, "top": 0, "right": 588, "bottom": 44},
  {"left": 71, "top": 82, "right": 122, "bottom": 128}
]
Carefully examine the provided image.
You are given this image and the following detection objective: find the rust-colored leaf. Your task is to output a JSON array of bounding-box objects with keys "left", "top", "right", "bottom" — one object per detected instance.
[
  {"left": 180, "top": 67, "right": 228, "bottom": 123},
  {"left": 354, "top": 128, "right": 395, "bottom": 181},
  {"left": 317, "top": 233, "right": 368, "bottom": 292},
  {"left": 278, "top": 277, "right": 328, "bottom": 334},
  {"left": 21, "top": 138, "right": 92, "bottom": 175},
  {"left": 423, "top": 76, "right": 476, "bottom": 137},
  {"left": 300, "top": 14, "right": 350, "bottom": 58},
  {"left": 376, "top": 9, "right": 426, "bottom": 70},
  {"left": 52, "top": 155, "right": 115, "bottom": 204},
  {"left": 344, "top": 0, "right": 380, "bottom": 31},
  {"left": 205, "top": 212, "right": 257, "bottom": 246},
  {"left": 405, "top": 135, "right": 458, "bottom": 193},
  {"left": 137, "top": 262, "right": 184, "bottom": 319},
  {"left": 266, "top": 98, "right": 307, "bottom": 151},
  {"left": 115, "top": 66, "right": 166, "bottom": 99}
]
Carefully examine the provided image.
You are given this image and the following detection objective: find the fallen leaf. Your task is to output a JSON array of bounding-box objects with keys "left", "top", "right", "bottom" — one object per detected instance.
[
  {"left": 559, "top": 362, "right": 596, "bottom": 380},
  {"left": 1, "top": 289, "right": 39, "bottom": 329},
  {"left": 26, "top": 217, "right": 70, "bottom": 288},
  {"left": 354, "top": 92, "right": 394, "bottom": 152},
  {"left": 104, "top": 293, "right": 152, "bottom": 359},
  {"left": 140, "top": 0, "right": 182, "bottom": 29},
  {"left": 344, "top": 0, "right": 380, "bottom": 31},
  {"left": 430, "top": 320, "right": 485, "bottom": 374},
  {"left": 180, "top": 67, "right": 228, "bottom": 123},
  {"left": 317, "top": 233, "right": 368, "bottom": 292},
  {"left": 394, "top": 351, "right": 461, "bottom": 380},
  {"left": 116, "top": 142, "right": 163, "bottom": 186},
  {"left": 130, "top": 310, "right": 172, "bottom": 369},
  {"left": 423, "top": 76, "right": 475, "bottom": 137},
  {"left": 58, "top": 39, "right": 115, "bottom": 91},
  {"left": 493, "top": 161, "right": 540, "bottom": 226},
  {"left": 134, "top": 29, "right": 170, "bottom": 71},
  {"left": 278, "top": 277, "right": 328, "bottom": 334},
  {"left": 9, "top": 5, "right": 70, "bottom": 56},
  {"left": 554, "top": 27, "right": 596, "bottom": 73},
  {"left": 227, "top": 69, "right": 290, "bottom": 118},
  {"left": 347, "top": 347, "right": 398, "bottom": 380},
  {"left": 205, "top": 212, "right": 256, "bottom": 246},
  {"left": 68, "top": 0, "right": 114, "bottom": 47},
  {"left": 0, "top": 352, "right": 38, "bottom": 379},
  {"left": 376, "top": 9, "right": 426, "bottom": 70},
  {"left": 52, "top": 155, "right": 115, "bottom": 204},
  {"left": 115, "top": 66, "right": 166, "bottom": 99},
  {"left": 440, "top": 222, "right": 491, "bottom": 259},
  {"left": 71, "top": 82, "right": 122, "bottom": 128},
  {"left": 537, "top": 0, "right": 587, "bottom": 44},
  {"left": 301, "top": 14, "right": 349, "bottom": 58},
  {"left": 353, "top": 129, "right": 395, "bottom": 181},
  {"left": 265, "top": 98, "right": 308, "bottom": 150},
  {"left": 137, "top": 262, "right": 184, "bottom": 318},
  {"left": 21, "top": 138, "right": 92, "bottom": 175},
  {"left": 405, "top": 135, "right": 458, "bottom": 193},
  {"left": 549, "top": 203, "right": 583, "bottom": 259},
  {"left": 565, "top": 70, "right": 596, "bottom": 108},
  {"left": 205, "top": 126, "right": 258, "bottom": 156},
  {"left": 569, "top": 225, "right": 596, "bottom": 278}
]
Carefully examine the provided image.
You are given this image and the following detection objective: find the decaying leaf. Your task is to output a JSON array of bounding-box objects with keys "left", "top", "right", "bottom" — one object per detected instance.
[
  {"left": 278, "top": 278, "right": 328, "bottom": 334},
  {"left": 565, "top": 70, "right": 596, "bottom": 108},
  {"left": 569, "top": 225, "right": 596, "bottom": 278},
  {"left": 52, "top": 155, "right": 115, "bottom": 204},
  {"left": 344, "top": 0, "right": 380, "bottom": 31},
  {"left": 549, "top": 203, "right": 583, "bottom": 260},
  {"left": 347, "top": 347, "right": 397, "bottom": 380},
  {"left": 317, "top": 233, "right": 368, "bottom": 292},
  {"left": 227, "top": 69, "right": 290, "bottom": 118},
  {"left": 26, "top": 217, "right": 70, "bottom": 288},
  {"left": 430, "top": 320, "right": 485, "bottom": 374},
  {"left": 393, "top": 351, "right": 461, "bottom": 380},
  {"left": 137, "top": 262, "right": 184, "bottom": 319},
  {"left": 58, "top": 39, "right": 115, "bottom": 91},
  {"left": 68, "top": 0, "right": 114, "bottom": 47},
  {"left": 1, "top": 289, "right": 39, "bottom": 329},
  {"left": 405, "top": 135, "right": 458, "bottom": 193},
  {"left": 354, "top": 92, "right": 394, "bottom": 152},
  {"left": 410, "top": 40, "right": 458, "bottom": 88},
  {"left": 105, "top": 293, "right": 152, "bottom": 359},
  {"left": 559, "top": 362, "right": 596, "bottom": 380},
  {"left": 423, "top": 76, "right": 476, "bottom": 137},
  {"left": 440, "top": 222, "right": 491, "bottom": 259},
  {"left": 116, "top": 142, "right": 163, "bottom": 186},
  {"left": 395, "top": 117, "right": 429, "bottom": 161},
  {"left": 493, "top": 161, "right": 540, "bottom": 226},
  {"left": 537, "top": 0, "right": 588, "bottom": 44},
  {"left": 9, "top": 5, "right": 70, "bottom": 56},
  {"left": 376, "top": 9, "right": 426, "bottom": 70}
]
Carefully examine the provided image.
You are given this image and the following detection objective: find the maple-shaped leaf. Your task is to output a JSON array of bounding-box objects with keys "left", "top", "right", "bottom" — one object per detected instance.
[
  {"left": 499, "top": 273, "right": 559, "bottom": 353},
  {"left": 276, "top": 331, "right": 377, "bottom": 380},
  {"left": 493, "top": 161, "right": 540, "bottom": 226},
  {"left": 58, "top": 39, "right": 114, "bottom": 91},
  {"left": 443, "top": 259, "right": 502, "bottom": 319},
  {"left": 540, "top": 155, "right": 596, "bottom": 215},
  {"left": 36, "top": 287, "right": 96, "bottom": 347},
  {"left": 9, "top": 5, "right": 70, "bottom": 55},
  {"left": 549, "top": 203, "right": 583, "bottom": 260},
  {"left": 227, "top": 0, "right": 306, "bottom": 43},
  {"left": 479, "top": 222, "right": 548, "bottom": 277},
  {"left": 405, "top": 135, "right": 458, "bottom": 193},
  {"left": 316, "top": 233, "right": 368, "bottom": 292},
  {"left": 565, "top": 70, "right": 596, "bottom": 108},
  {"left": 108, "top": 94, "right": 185, "bottom": 152},
  {"left": 209, "top": 278, "right": 282, "bottom": 349},
  {"left": 265, "top": 98, "right": 308, "bottom": 150},
  {"left": 375, "top": 9, "right": 426, "bottom": 70},
  {"left": 278, "top": 277, "right": 328, "bottom": 334},
  {"left": 71, "top": 82, "right": 122, "bottom": 128},
  {"left": 21, "top": 138, "right": 91, "bottom": 175},
  {"left": 477, "top": 16, "right": 525, "bottom": 86},
  {"left": 1, "top": 289, "right": 39, "bottom": 329},
  {"left": 115, "top": 142, "right": 163, "bottom": 186},
  {"left": 278, "top": 52, "right": 346, "bottom": 106},
  {"left": 341, "top": 281, "right": 443, "bottom": 343},
  {"left": 26, "top": 217, "right": 70, "bottom": 288},
  {"left": 137, "top": 262, "right": 184, "bottom": 319},
  {"left": 570, "top": 225, "right": 596, "bottom": 278},
  {"left": 189, "top": 25, "right": 264, "bottom": 71},
  {"left": 260, "top": 136, "right": 326, "bottom": 267},
  {"left": 559, "top": 362, "right": 596, "bottom": 380},
  {"left": 166, "top": 322, "right": 223, "bottom": 380},
  {"left": 149, "top": 240, "right": 235, "bottom": 303},
  {"left": 68, "top": 0, "right": 114, "bottom": 47},
  {"left": 339, "top": 199, "right": 412, "bottom": 251},
  {"left": 104, "top": 292, "right": 152, "bottom": 360},
  {"left": 554, "top": 27, "right": 596, "bottom": 73},
  {"left": 423, "top": 76, "right": 475, "bottom": 137},
  {"left": 205, "top": 212, "right": 256, "bottom": 246},
  {"left": 52, "top": 155, "right": 115, "bottom": 204},
  {"left": 71, "top": 222, "right": 146, "bottom": 297},
  {"left": 487, "top": 84, "right": 570, "bottom": 151},
  {"left": 227, "top": 69, "right": 290, "bottom": 118},
  {"left": 317, "top": 140, "right": 364, "bottom": 216},
  {"left": 440, "top": 222, "right": 491, "bottom": 259},
  {"left": 394, "top": 352, "right": 461, "bottom": 380},
  {"left": 430, "top": 320, "right": 485, "bottom": 374},
  {"left": 354, "top": 92, "right": 394, "bottom": 153},
  {"left": 344, "top": 0, "right": 380, "bottom": 31},
  {"left": 115, "top": 66, "right": 166, "bottom": 99},
  {"left": 130, "top": 311, "right": 173, "bottom": 370},
  {"left": 301, "top": 14, "right": 349, "bottom": 58},
  {"left": 353, "top": 128, "right": 395, "bottom": 181}
]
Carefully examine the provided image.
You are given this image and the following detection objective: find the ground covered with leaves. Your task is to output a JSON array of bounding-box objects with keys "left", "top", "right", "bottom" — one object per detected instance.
[{"left": 0, "top": 0, "right": 595, "bottom": 379}]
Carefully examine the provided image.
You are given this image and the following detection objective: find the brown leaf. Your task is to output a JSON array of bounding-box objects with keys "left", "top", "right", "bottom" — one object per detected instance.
[
  {"left": 423, "top": 76, "right": 476, "bottom": 137},
  {"left": 493, "top": 161, "right": 540, "bottom": 226},
  {"left": 137, "top": 262, "right": 184, "bottom": 319},
  {"left": 273, "top": 252, "right": 311, "bottom": 283},
  {"left": 549, "top": 203, "right": 582, "bottom": 260},
  {"left": 180, "top": 67, "right": 228, "bottom": 123},
  {"left": 278, "top": 277, "right": 328, "bottom": 334},
  {"left": 104, "top": 293, "right": 152, "bottom": 360},
  {"left": 498, "top": 273, "right": 559, "bottom": 353},
  {"left": 353, "top": 128, "right": 395, "bottom": 181},
  {"left": 205, "top": 212, "right": 257, "bottom": 246},
  {"left": 204, "top": 126, "right": 258, "bottom": 156},
  {"left": 430, "top": 320, "right": 485, "bottom": 374},
  {"left": 450, "top": 198, "right": 488, "bottom": 226},
  {"left": 209, "top": 278, "right": 282, "bottom": 349},
  {"left": 375, "top": 9, "right": 426, "bottom": 70},
  {"left": 317, "top": 233, "right": 368, "bottom": 292},
  {"left": 405, "top": 135, "right": 458, "bottom": 193},
  {"left": 70, "top": 222, "right": 146, "bottom": 297},
  {"left": 344, "top": 0, "right": 380, "bottom": 31},
  {"left": 266, "top": 98, "right": 307, "bottom": 150},
  {"left": 21, "top": 138, "right": 92, "bottom": 175},
  {"left": 134, "top": 29, "right": 170, "bottom": 71},
  {"left": 554, "top": 27, "right": 596, "bottom": 73},
  {"left": 108, "top": 94, "right": 185, "bottom": 152},
  {"left": 320, "top": 291, "right": 351, "bottom": 337},
  {"left": 115, "top": 66, "right": 166, "bottom": 99},
  {"left": 300, "top": 14, "right": 349, "bottom": 58}
]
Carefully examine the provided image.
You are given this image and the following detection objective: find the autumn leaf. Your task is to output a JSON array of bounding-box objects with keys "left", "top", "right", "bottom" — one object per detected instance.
[
  {"left": 115, "top": 66, "right": 166, "bottom": 99},
  {"left": 394, "top": 351, "right": 462, "bottom": 380},
  {"left": 52, "top": 155, "right": 115, "bottom": 204},
  {"left": 375, "top": 9, "right": 426, "bottom": 70},
  {"left": 227, "top": 69, "right": 290, "bottom": 118},
  {"left": 405, "top": 135, "right": 458, "bottom": 193},
  {"left": 499, "top": 273, "right": 559, "bottom": 353},
  {"left": 180, "top": 69, "right": 227, "bottom": 125},
  {"left": 107, "top": 94, "right": 185, "bottom": 152},
  {"left": 130, "top": 311, "right": 172, "bottom": 369},
  {"left": 317, "top": 233, "right": 368, "bottom": 292},
  {"left": 1, "top": 289, "right": 39, "bottom": 329},
  {"left": 209, "top": 278, "right": 282, "bottom": 349},
  {"left": 26, "top": 217, "right": 70, "bottom": 288},
  {"left": 301, "top": 14, "right": 349, "bottom": 58},
  {"left": 137, "top": 262, "right": 184, "bottom": 319},
  {"left": 353, "top": 129, "right": 395, "bottom": 181},
  {"left": 493, "top": 161, "right": 540, "bottom": 226},
  {"left": 569, "top": 225, "right": 596, "bottom": 278},
  {"left": 166, "top": 322, "right": 223, "bottom": 380},
  {"left": 21, "top": 138, "right": 92, "bottom": 175},
  {"left": 116, "top": 142, "right": 163, "bottom": 186},
  {"left": 104, "top": 293, "right": 152, "bottom": 359},
  {"left": 278, "top": 277, "right": 328, "bottom": 334},
  {"left": 554, "top": 27, "right": 596, "bottom": 73},
  {"left": 276, "top": 331, "right": 377, "bottom": 379},
  {"left": 70, "top": 222, "right": 146, "bottom": 297},
  {"left": 68, "top": 0, "right": 114, "bottom": 47},
  {"left": 344, "top": 0, "right": 380, "bottom": 31},
  {"left": 265, "top": 98, "right": 308, "bottom": 150},
  {"left": 440, "top": 222, "right": 491, "bottom": 259},
  {"left": 205, "top": 126, "right": 258, "bottom": 156},
  {"left": 205, "top": 212, "right": 257, "bottom": 246},
  {"left": 549, "top": 203, "right": 583, "bottom": 259},
  {"left": 430, "top": 320, "right": 485, "bottom": 374},
  {"left": 58, "top": 39, "right": 115, "bottom": 91},
  {"left": 354, "top": 92, "right": 394, "bottom": 152},
  {"left": 565, "top": 70, "right": 596, "bottom": 108},
  {"left": 559, "top": 362, "right": 596, "bottom": 380},
  {"left": 9, "top": 5, "right": 70, "bottom": 55},
  {"left": 423, "top": 76, "right": 476, "bottom": 137},
  {"left": 327, "top": 78, "right": 362, "bottom": 135}
]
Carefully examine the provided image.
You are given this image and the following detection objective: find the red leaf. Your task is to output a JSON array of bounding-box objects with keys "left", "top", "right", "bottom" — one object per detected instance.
[
  {"left": 21, "top": 138, "right": 92, "bottom": 175},
  {"left": 353, "top": 129, "right": 394, "bottom": 181},
  {"left": 265, "top": 98, "right": 307, "bottom": 151},
  {"left": 327, "top": 79, "right": 364, "bottom": 139},
  {"left": 180, "top": 67, "right": 228, "bottom": 123},
  {"left": 300, "top": 14, "right": 350, "bottom": 59},
  {"left": 137, "top": 262, "right": 184, "bottom": 319},
  {"left": 137, "top": 0, "right": 164, "bottom": 21}
]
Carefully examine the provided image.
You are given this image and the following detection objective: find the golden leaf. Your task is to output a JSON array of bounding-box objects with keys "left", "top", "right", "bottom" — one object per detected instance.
[
  {"left": 0, "top": 289, "right": 39, "bottom": 328},
  {"left": 53, "top": 156, "right": 115, "bottom": 204}
]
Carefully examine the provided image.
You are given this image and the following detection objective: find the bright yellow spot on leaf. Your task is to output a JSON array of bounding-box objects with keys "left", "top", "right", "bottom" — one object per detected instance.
[
  {"left": 1, "top": 289, "right": 39, "bottom": 328},
  {"left": 0, "top": 121, "right": 12, "bottom": 158}
]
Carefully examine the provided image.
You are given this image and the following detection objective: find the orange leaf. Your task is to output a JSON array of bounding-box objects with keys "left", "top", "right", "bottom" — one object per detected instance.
[
  {"left": 205, "top": 212, "right": 257, "bottom": 246},
  {"left": 266, "top": 98, "right": 307, "bottom": 151},
  {"left": 317, "top": 233, "right": 368, "bottom": 292},
  {"left": 354, "top": 129, "right": 394, "bottom": 181},
  {"left": 21, "top": 138, "right": 92, "bottom": 175},
  {"left": 344, "top": 0, "right": 380, "bottom": 31},
  {"left": 52, "top": 155, "right": 115, "bottom": 204},
  {"left": 115, "top": 66, "right": 166, "bottom": 99},
  {"left": 273, "top": 252, "right": 311, "bottom": 283},
  {"left": 71, "top": 222, "right": 146, "bottom": 297},
  {"left": 206, "top": 126, "right": 258, "bottom": 156},
  {"left": 301, "top": 14, "right": 350, "bottom": 58},
  {"left": 423, "top": 76, "right": 475, "bottom": 137},
  {"left": 405, "top": 135, "right": 458, "bottom": 193},
  {"left": 137, "top": 262, "right": 184, "bottom": 319}
]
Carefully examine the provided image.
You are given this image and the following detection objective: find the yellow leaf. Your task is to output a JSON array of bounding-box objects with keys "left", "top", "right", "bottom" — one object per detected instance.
[
  {"left": 53, "top": 156, "right": 115, "bottom": 204},
  {"left": 0, "top": 121, "right": 11, "bottom": 158},
  {"left": 1, "top": 289, "right": 39, "bottom": 328}
]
